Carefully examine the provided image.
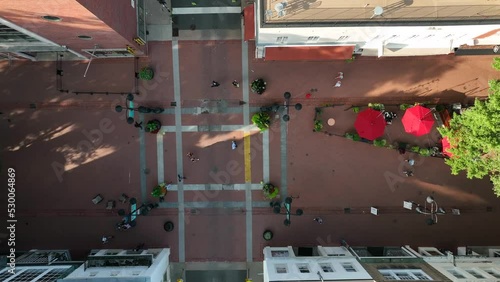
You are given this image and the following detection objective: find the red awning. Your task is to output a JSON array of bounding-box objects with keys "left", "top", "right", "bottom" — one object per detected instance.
[
  {"left": 244, "top": 4, "right": 255, "bottom": 41},
  {"left": 264, "top": 46, "right": 355, "bottom": 61}
]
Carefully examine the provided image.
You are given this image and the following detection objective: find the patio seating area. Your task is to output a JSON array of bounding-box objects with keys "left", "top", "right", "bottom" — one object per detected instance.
[{"left": 317, "top": 104, "right": 446, "bottom": 153}]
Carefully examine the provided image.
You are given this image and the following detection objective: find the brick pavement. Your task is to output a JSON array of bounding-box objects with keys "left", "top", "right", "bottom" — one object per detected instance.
[{"left": 1, "top": 41, "right": 500, "bottom": 264}]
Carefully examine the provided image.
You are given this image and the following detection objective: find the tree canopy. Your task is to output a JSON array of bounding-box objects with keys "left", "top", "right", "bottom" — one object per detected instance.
[{"left": 438, "top": 79, "right": 500, "bottom": 196}]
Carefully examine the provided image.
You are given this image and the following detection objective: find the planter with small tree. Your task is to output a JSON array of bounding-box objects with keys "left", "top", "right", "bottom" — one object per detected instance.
[
  {"left": 151, "top": 183, "right": 168, "bottom": 198},
  {"left": 146, "top": 119, "right": 162, "bottom": 134},
  {"left": 138, "top": 67, "right": 154, "bottom": 80},
  {"left": 252, "top": 112, "right": 271, "bottom": 131},
  {"left": 251, "top": 78, "right": 267, "bottom": 95},
  {"left": 262, "top": 182, "right": 279, "bottom": 199}
]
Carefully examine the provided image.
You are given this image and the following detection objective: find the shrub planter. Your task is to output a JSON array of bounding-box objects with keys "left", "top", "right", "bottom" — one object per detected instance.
[
  {"left": 263, "top": 230, "right": 273, "bottom": 241},
  {"left": 164, "top": 221, "right": 174, "bottom": 232},
  {"left": 262, "top": 183, "right": 279, "bottom": 200},
  {"left": 152, "top": 183, "right": 167, "bottom": 198},
  {"left": 373, "top": 139, "right": 387, "bottom": 147},
  {"left": 146, "top": 119, "right": 161, "bottom": 134},
  {"left": 251, "top": 79, "right": 267, "bottom": 95},
  {"left": 313, "top": 107, "right": 324, "bottom": 132},
  {"left": 139, "top": 67, "right": 154, "bottom": 80}
]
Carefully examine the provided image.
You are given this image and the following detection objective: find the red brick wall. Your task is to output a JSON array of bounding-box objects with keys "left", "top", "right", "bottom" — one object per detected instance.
[{"left": 0, "top": 0, "right": 136, "bottom": 56}]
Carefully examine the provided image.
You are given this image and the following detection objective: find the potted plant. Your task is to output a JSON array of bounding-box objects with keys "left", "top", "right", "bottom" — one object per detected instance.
[
  {"left": 368, "top": 103, "right": 385, "bottom": 111},
  {"left": 251, "top": 78, "right": 267, "bottom": 95},
  {"left": 164, "top": 221, "right": 174, "bottom": 232},
  {"left": 346, "top": 55, "right": 356, "bottom": 63},
  {"left": 418, "top": 148, "right": 431, "bottom": 157},
  {"left": 313, "top": 120, "right": 323, "bottom": 132},
  {"left": 410, "top": 146, "right": 421, "bottom": 153},
  {"left": 138, "top": 67, "right": 154, "bottom": 80},
  {"left": 262, "top": 182, "right": 279, "bottom": 199},
  {"left": 345, "top": 132, "right": 361, "bottom": 141},
  {"left": 146, "top": 119, "right": 161, "bottom": 134},
  {"left": 373, "top": 139, "right": 387, "bottom": 147},
  {"left": 151, "top": 183, "right": 167, "bottom": 198},
  {"left": 400, "top": 103, "right": 412, "bottom": 111},
  {"left": 263, "top": 230, "right": 273, "bottom": 241},
  {"left": 252, "top": 112, "right": 271, "bottom": 131}
]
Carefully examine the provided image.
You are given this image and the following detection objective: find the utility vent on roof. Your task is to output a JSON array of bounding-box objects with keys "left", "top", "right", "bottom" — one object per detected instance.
[{"left": 276, "top": 36, "right": 288, "bottom": 44}]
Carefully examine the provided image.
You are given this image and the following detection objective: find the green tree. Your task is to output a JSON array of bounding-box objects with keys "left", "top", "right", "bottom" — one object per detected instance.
[
  {"left": 492, "top": 57, "right": 500, "bottom": 71},
  {"left": 438, "top": 79, "right": 500, "bottom": 196}
]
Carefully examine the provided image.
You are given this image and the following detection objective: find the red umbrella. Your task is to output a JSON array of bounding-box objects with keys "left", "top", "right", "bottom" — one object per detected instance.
[
  {"left": 402, "top": 105, "right": 435, "bottom": 136},
  {"left": 441, "top": 137, "right": 453, "bottom": 157},
  {"left": 354, "top": 108, "right": 386, "bottom": 140}
]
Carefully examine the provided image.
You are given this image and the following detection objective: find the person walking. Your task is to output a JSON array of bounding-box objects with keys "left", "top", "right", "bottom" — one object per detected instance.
[
  {"left": 405, "top": 159, "right": 415, "bottom": 166},
  {"left": 403, "top": 170, "right": 414, "bottom": 177},
  {"left": 187, "top": 152, "right": 200, "bottom": 162},
  {"left": 211, "top": 81, "right": 220, "bottom": 87},
  {"left": 313, "top": 217, "right": 323, "bottom": 224},
  {"left": 231, "top": 140, "right": 237, "bottom": 150},
  {"left": 134, "top": 121, "right": 143, "bottom": 129},
  {"left": 178, "top": 174, "right": 186, "bottom": 182},
  {"left": 232, "top": 80, "right": 240, "bottom": 88},
  {"left": 101, "top": 235, "right": 114, "bottom": 244},
  {"left": 335, "top": 72, "right": 344, "bottom": 79}
]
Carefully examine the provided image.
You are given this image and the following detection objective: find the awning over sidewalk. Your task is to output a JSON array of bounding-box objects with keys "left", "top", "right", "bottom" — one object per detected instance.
[
  {"left": 244, "top": 4, "right": 255, "bottom": 41},
  {"left": 264, "top": 46, "right": 355, "bottom": 61}
]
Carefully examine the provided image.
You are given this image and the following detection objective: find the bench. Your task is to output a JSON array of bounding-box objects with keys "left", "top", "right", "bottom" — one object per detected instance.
[
  {"left": 119, "top": 193, "right": 129, "bottom": 204},
  {"left": 92, "top": 194, "right": 103, "bottom": 205},
  {"left": 106, "top": 200, "right": 116, "bottom": 210}
]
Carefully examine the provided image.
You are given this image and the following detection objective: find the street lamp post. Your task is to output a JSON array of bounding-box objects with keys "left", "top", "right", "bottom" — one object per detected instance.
[
  {"left": 115, "top": 94, "right": 164, "bottom": 124},
  {"left": 404, "top": 196, "right": 446, "bottom": 225},
  {"left": 271, "top": 196, "right": 303, "bottom": 226},
  {"left": 282, "top": 92, "right": 302, "bottom": 122}
]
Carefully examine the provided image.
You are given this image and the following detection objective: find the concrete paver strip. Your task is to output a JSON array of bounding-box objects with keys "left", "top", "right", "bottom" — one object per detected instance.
[
  {"left": 172, "top": 7, "right": 241, "bottom": 14},
  {"left": 242, "top": 38, "right": 253, "bottom": 263},
  {"left": 157, "top": 132, "right": 165, "bottom": 184},
  {"left": 158, "top": 201, "right": 272, "bottom": 209},
  {"left": 279, "top": 119, "right": 288, "bottom": 197},
  {"left": 172, "top": 39, "right": 186, "bottom": 263},
  {"left": 164, "top": 184, "right": 263, "bottom": 191},
  {"left": 262, "top": 130, "right": 270, "bottom": 183},
  {"left": 139, "top": 113, "right": 147, "bottom": 202},
  {"left": 161, "top": 124, "right": 259, "bottom": 132}
]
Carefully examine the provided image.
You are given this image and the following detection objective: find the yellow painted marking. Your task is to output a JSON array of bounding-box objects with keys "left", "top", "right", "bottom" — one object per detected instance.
[{"left": 244, "top": 132, "right": 251, "bottom": 183}]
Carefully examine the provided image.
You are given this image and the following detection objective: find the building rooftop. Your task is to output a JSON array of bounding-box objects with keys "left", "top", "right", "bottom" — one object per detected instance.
[{"left": 263, "top": 0, "right": 500, "bottom": 24}]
